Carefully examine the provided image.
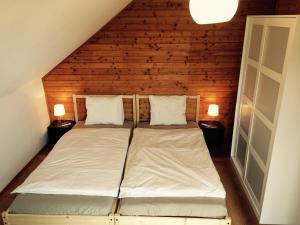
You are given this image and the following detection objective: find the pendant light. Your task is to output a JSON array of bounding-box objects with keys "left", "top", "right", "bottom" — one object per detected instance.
[{"left": 189, "top": 0, "right": 239, "bottom": 24}]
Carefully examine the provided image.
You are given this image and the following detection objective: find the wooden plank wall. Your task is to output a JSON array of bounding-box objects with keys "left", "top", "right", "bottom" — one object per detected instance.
[
  {"left": 43, "top": 0, "right": 276, "bottom": 140},
  {"left": 276, "top": 0, "right": 300, "bottom": 14}
]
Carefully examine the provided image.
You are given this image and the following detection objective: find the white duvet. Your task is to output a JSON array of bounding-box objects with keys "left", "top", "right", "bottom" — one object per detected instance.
[
  {"left": 13, "top": 128, "right": 130, "bottom": 197},
  {"left": 119, "top": 128, "right": 226, "bottom": 199}
]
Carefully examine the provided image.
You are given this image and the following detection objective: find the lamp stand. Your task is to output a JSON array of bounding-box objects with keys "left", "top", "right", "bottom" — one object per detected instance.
[{"left": 57, "top": 116, "right": 62, "bottom": 126}]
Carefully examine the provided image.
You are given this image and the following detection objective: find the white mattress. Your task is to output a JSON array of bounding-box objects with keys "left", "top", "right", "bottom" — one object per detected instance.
[
  {"left": 119, "top": 128, "right": 226, "bottom": 199},
  {"left": 13, "top": 128, "right": 131, "bottom": 197}
]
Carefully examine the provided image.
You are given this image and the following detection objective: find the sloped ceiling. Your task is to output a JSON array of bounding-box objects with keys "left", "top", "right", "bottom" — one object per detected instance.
[{"left": 0, "top": 0, "right": 133, "bottom": 97}]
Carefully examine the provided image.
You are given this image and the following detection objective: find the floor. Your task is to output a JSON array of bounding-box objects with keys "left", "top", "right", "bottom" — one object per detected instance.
[
  {"left": 0, "top": 147, "right": 260, "bottom": 225},
  {"left": 214, "top": 158, "right": 261, "bottom": 225}
]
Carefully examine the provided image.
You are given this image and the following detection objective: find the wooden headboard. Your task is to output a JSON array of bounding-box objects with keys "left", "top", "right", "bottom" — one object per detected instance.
[
  {"left": 136, "top": 95, "right": 200, "bottom": 124},
  {"left": 72, "top": 95, "right": 136, "bottom": 125}
]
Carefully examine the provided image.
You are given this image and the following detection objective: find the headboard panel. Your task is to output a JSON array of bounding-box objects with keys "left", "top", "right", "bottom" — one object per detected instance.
[
  {"left": 136, "top": 95, "right": 200, "bottom": 124},
  {"left": 72, "top": 95, "right": 136, "bottom": 125}
]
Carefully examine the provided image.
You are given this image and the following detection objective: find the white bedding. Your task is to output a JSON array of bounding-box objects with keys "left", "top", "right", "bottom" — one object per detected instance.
[
  {"left": 119, "top": 128, "right": 226, "bottom": 199},
  {"left": 13, "top": 128, "right": 130, "bottom": 197}
]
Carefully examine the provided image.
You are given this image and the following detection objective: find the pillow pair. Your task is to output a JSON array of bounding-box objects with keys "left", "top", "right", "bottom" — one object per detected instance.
[{"left": 84, "top": 95, "right": 187, "bottom": 126}]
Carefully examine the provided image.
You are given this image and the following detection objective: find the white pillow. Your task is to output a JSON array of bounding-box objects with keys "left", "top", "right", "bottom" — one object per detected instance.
[
  {"left": 149, "top": 95, "right": 187, "bottom": 125},
  {"left": 85, "top": 96, "right": 124, "bottom": 125}
]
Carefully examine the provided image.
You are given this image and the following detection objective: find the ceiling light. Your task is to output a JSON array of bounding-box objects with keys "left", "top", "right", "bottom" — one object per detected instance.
[{"left": 189, "top": 0, "right": 239, "bottom": 24}]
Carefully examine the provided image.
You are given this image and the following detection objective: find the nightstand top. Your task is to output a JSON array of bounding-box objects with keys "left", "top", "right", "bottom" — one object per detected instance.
[
  {"left": 198, "top": 120, "right": 224, "bottom": 129},
  {"left": 48, "top": 120, "right": 75, "bottom": 129}
]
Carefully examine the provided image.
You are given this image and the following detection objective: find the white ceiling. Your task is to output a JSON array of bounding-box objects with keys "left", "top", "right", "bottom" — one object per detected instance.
[{"left": 0, "top": 0, "right": 133, "bottom": 97}]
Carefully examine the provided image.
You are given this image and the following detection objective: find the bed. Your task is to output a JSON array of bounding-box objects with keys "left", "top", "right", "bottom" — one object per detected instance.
[
  {"left": 115, "top": 95, "right": 231, "bottom": 225},
  {"left": 2, "top": 94, "right": 136, "bottom": 225}
]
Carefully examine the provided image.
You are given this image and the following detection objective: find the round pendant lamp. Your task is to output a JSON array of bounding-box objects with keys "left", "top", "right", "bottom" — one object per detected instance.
[{"left": 189, "top": 0, "right": 239, "bottom": 24}]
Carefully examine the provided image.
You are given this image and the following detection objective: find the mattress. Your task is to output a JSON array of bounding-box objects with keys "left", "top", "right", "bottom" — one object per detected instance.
[
  {"left": 119, "top": 128, "right": 226, "bottom": 198},
  {"left": 9, "top": 194, "right": 116, "bottom": 216},
  {"left": 13, "top": 128, "right": 131, "bottom": 197},
  {"left": 119, "top": 197, "right": 227, "bottom": 218},
  {"left": 74, "top": 120, "right": 134, "bottom": 129}
]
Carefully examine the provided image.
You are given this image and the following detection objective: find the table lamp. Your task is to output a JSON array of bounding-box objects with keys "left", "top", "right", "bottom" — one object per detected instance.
[
  {"left": 54, "top": 104, "right": 65, "bottom": 125},
  {"left": 200, "top": 104, "right": 219, "bottom": 128},
  {"left": 208, "top": 104, "right": 219, "bottom": 117}
]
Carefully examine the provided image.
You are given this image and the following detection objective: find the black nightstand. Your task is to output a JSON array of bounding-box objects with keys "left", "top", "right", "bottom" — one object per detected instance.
[
  {"left": 47, "top": 120, "right": 75, "bottom": 148},
  {"left": 199, "top": 120, "right": 225, "bottom": 157}
]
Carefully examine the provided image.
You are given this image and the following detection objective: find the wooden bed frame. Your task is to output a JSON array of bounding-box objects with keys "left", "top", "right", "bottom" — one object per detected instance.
[
  {"left": 73, "top": 94, "right": 137, "bottom": 126},
  {"left": 116, "top": 94, "right": 232, "bottom": 225},
  {"left": 135, "top": 95, "right": 201, "bottom": 123},
  {"left": 114, "top": 214, "right": 231, "bottom": 225},
  {"left": 1, "top": 95, "right": 136, "bottom": 225},
  {"left": 2, "top": 206, "right": 115, "bottom": 225}
]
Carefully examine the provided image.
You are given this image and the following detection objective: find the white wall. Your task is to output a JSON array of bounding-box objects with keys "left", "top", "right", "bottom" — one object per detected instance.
[
  {"left": 0, "top": 0, "right": 133, "bottom": 191},
  {"left": 0, "top": 0, "right": 133, "bottom": 97},
  {"left": 0, "top": 78, "right": 49, "bottom": 191}
]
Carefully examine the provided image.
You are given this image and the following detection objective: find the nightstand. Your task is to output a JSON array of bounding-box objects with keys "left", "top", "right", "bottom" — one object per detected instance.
[
  {"left": 47, "top": 120, "right": 75, "bottom": 148},
  {"left": 199, "top": 120, "right": 225, "bottom": 157}
]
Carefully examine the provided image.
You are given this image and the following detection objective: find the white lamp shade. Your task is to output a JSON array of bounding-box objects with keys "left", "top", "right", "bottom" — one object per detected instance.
[
  {"left": 54, "top": 104, "right": 66, "bottom": 117},
  {"left": 189, "top": 0, "right": 239, "bottom": 24},
  {"left": 208, "top": 104, "right": 219, "bottom": 117}
]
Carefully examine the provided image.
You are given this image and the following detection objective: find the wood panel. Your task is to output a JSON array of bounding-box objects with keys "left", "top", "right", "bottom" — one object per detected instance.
[
  {"left": 276, "top": 0, "right": 300, "bottom": 14},
  {"left": 43, "top": 0, "right": 276, "bottom": 140}
]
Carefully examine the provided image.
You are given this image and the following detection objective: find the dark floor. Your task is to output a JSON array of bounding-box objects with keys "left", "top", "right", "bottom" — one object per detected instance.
[
  {"left": 214, "top": 158, "right": 261, "bottom": 225},
  {"left": 0, "top": 147, "right": 261, "bottom": 225}
]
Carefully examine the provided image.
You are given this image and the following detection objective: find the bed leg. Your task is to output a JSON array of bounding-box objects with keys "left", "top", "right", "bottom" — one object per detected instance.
[
  {"left": 108, "top": 214, "right": 114, "bottom": 225},
  {"left": 1, "top": 211, "right": 8, "bottom": 225},
  {"left": 114, "top": 214, "right": 120, "bottom": 225},
  {"left": 224, "top": 216, "right": 232, "bottom": 225}
]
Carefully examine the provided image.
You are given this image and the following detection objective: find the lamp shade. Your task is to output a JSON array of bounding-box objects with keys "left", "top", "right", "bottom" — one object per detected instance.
[
  {"left": 208, "top": 104, "right": 219, "bottom": 117},
  {"left": 54, "top": 104, "right": 65, "bottom": 117},
  {"left": 189, "top": 0, "right": 239, "bottom": 24}
]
